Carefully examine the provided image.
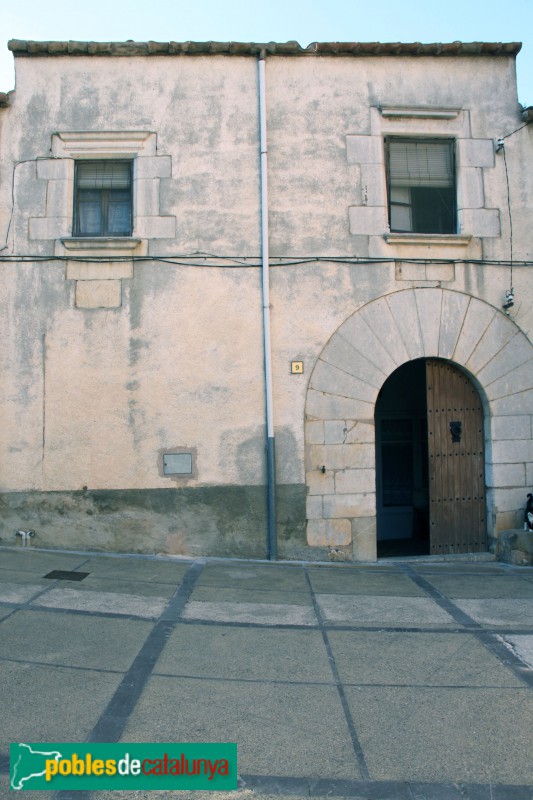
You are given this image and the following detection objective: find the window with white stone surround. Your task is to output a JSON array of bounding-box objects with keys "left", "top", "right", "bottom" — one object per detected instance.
[
  {"left": 29, "top": 130, "right": 176, "bottom": 244},
  {"left": 346, "top": 106, "right": 501, "bottom": 262},
  {"left": 29, "top": 131, "right": 176, "bottom": 308}
]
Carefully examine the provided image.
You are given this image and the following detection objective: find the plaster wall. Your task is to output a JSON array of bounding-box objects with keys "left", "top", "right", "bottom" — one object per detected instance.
[{"left": 0, "top": 50, "right": 531, "bottom": 558}]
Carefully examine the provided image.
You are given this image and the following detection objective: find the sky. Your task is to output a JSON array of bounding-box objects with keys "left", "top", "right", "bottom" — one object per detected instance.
[{"left": 0, "top": 0, "right": 531, "bottom": 106}]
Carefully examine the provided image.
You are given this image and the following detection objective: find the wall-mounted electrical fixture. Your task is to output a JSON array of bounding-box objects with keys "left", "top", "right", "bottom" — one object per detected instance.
[
  {"left": 163, "top": 453, "right": 193, "bottom": 475},
  {"left": 495, "top": 137, "right": 505, "bottom": 153},
  {"left": 291, "top": 361, "right": 304, "bottom": 374},
  {"left": 159, "top": 447, "right": 197, "bottom": 481},
  {"left": 502, "top": 288, "right": 514, "bottom": 311}
]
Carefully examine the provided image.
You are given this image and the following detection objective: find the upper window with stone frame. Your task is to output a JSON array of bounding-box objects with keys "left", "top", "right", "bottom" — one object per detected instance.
[
  {"left": 386, "top": 138, "right": 456, "bottom": 235},
  {"left": 74, "top": 160, "right": 133, "bottom": 237}
]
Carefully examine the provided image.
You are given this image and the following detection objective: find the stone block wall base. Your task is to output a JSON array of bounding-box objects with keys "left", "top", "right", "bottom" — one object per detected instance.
[{"left": 497, "top": 529, "right": 533, "bottom": 566}]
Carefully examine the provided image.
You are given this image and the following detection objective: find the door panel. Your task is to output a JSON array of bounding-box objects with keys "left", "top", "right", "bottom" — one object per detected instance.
[{"left": 426, "top": 360, "right": 486, "bottom": 554}]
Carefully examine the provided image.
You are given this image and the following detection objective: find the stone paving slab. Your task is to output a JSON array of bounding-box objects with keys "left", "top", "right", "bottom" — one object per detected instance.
[
  {"left": 0, "top": 660, "right": 122, "bottom": 751},
  {"left": 69, "top": 575, "right": 178, "bottom": 598},
  {"left": 0, "top": 582, "right": 47, "bottom": 603},
  {"left": 196, "top": 565, "right": 310, "bottom": 593},
  {"left": 120, "top": 676, "right": 360, "bottom": 780},
  {"left": 0, "top": 609, "right": 152, "bottom": 670},
  {"left": 190, "top": 586, "right": 313, "bottom": 606},
  {"left": 155, "top": 624, "right": 333, "bottom": 682},
  {"left": 345, "top": 686, "right": 533, "bottom": 784},
  {"left": 308, "top": 569, "right": 426, "bottom": 596},
  {"left": 0, "top": 568, "right": 56, "bottom": 585},
  {"left": 411, "top": 563, "right": 504, "bottom": 574},
  {"left": 317, "top": 594, "right": 455, "bottom": 626},
  {"left": 182, "top": 600, "right": 317, "bottom": 626},
  {"left": 327, "top": 630, "right": 524, "bottom": 687},
  {"left": 421, "top": 574, "right": 533, "bottom": 598},
  {"left": 80, "top": 556, "right": 191, "bottom": 583},
  {"left": 2, "top": 548, "right": 533, "bottom": 799},
  {"left": 32, "top": 586, "right": 168, "bottom": 618},
  {"left": 454, "top": 598, "right": 533, "bottom": 627}
]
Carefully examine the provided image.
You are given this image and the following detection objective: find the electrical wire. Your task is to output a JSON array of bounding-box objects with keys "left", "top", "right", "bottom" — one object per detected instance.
[
  {"left": 501, "top": 146, "right": 513, "bottom": 291},
  {"left": 494, "top": 109, "right": 531, "bottom": 304},
  {"left": 0, "top": 156, "right": 75, "bottom": 253},
  {"left": 502, "top": 120, "right": 531, "bottom": 140},
  {"left": 0, "top": 254, "right": 532, "bottom": 267}
]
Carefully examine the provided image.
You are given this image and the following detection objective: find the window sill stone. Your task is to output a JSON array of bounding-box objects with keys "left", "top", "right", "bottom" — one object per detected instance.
[
  {"left": 384, "top": 233, "right": 472, "bottom": 247},
  {"left": 60, "top": 237, "right": 142, "bottom": 251}
]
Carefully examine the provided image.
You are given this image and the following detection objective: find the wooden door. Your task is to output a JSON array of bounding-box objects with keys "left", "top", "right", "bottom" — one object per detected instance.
[{"left": 426, "top": 360, "right": 486, "bottom": 554}]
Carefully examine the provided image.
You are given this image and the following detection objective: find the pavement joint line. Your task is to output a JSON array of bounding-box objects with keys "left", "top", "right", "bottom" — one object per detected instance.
[
  {"left": 51, "top": 561, "right": 205, "bottom": 800},
  {"left": 0, "top": 654, "right": 125, "bottom": 675},
  {"left": 85, "top": 559, "right": 205, "bottom": 744},
  {"left": 3, "top": 601, "right": 533, "bottom": 634},
  {"left": 0, "top": 601, "right": 162, "bottom": 623},
  {"left": 174, "top": 616, "right": 533, "bottom": 634},
  {"left": 1, "top": 759, "right": 531, "bottom": 800},
  {"left": 151, "top": 671, "right": 518, "bottom": 690},
  {"left": 2, "top": 761, "right": 533, "bottom": 799},
  {"left": 401, "top": 563, "right": 533, "bottom": 692},
  {"left": 0, "top": 606, "right": 19, "bottom": 623},
  {"left": 55, "top": 575, "right": 188, "bottom": 588},
  {"left": 303, "top": 566, "right": 370, "bottom": 782},
  {"left": 177, "top": 616, "right": 318, "bottom": 630},
  {"left": 400, "top": 564, "right": 483, "bottom": 628},
  {"left": 152, "top": 671, "right": 338, "bottom": 687},
  {"left": 240, "top": 773, "right": 533, "bottom": 798},
  {"left": 475, "top": 628, "right": 533, "bottom": 690}
]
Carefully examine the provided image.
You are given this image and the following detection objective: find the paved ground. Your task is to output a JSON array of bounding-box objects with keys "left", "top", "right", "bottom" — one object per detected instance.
[{"left": 1, "top": 546, "right": 533, "bottom": 800}]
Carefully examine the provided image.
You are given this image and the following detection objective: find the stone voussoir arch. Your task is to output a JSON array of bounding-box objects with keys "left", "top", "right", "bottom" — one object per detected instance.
[{"left": 304, "top": 287, "right": 533, "bottom": 561}]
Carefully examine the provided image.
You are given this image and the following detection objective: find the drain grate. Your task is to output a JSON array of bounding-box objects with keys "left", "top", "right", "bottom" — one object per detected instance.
[{"left": 43, "top": 570, "right": 90, "bottom": 581}]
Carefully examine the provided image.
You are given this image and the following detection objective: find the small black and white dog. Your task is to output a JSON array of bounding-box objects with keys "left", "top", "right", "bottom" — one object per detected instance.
[{"left": 525, "top": 494, "right": 533, "bottom": 531}]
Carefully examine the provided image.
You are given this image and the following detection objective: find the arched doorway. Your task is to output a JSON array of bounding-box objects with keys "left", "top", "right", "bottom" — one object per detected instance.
[
  {"left": 305, "top": 289, "right": 533, "bottom": 562},
  {"left": 375, "top": 358, "right": 486, "bottom": 557}
]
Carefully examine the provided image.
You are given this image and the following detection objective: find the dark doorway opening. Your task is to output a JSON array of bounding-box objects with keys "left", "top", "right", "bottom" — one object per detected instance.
[
  {"left": 376, "top": 359, "right": 430, "bottom": 558},
  {"left": 375, "top": 358, "right": 487, "bottom": 558}
]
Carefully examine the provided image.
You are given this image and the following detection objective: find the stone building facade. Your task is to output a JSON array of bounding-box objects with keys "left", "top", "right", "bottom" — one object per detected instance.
[{"left": 0, "top": 40, "right": 532, "bottom": 561}]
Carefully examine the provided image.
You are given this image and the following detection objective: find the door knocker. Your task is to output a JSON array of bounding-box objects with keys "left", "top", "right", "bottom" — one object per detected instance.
[{"left": 450, "top": 420, "right": 462, "bottom": 443}]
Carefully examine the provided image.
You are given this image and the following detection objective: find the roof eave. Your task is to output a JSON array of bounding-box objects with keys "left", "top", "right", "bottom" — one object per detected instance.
[{"left": 7, "top": 39, "right": 523, "bottom": 58}]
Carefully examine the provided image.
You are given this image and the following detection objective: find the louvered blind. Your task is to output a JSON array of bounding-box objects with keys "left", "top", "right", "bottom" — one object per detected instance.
[
  {"left": 76, "top": 161, "right": 131, "bottom": 189},
  {"left": 388, "top": 140, "right": 453, "bottom": 188}
]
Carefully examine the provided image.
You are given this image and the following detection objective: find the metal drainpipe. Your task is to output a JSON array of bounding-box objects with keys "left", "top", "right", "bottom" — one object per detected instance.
[{"left": 258, "top": 51, "right": 277, "bottom": 560}]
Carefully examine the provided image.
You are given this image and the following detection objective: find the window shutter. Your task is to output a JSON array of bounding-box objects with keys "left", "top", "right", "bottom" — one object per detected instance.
[
  {"left": 388, "top": 140, "right": 453, "bottom": 188},
  {"left": 77, "top": 161, "right": 131, "bottom": 189}
]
